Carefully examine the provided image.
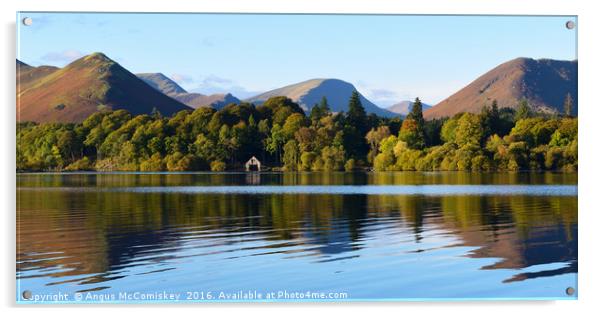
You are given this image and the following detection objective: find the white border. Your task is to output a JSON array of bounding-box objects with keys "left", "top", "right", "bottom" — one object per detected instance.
[{"left": 2, "top": 1, "right": 601, "bottom": 315}]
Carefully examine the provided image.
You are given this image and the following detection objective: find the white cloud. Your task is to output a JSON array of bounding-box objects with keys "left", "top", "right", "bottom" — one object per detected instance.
[
  {"left": 190, "top": 75, "right": 260, "bottom": 99},
  {"left": 40, "top": 50, "right": 84, "bottom": 64},
  {"left": 170, "top": 73, "right": 194, "bottom": 84}
]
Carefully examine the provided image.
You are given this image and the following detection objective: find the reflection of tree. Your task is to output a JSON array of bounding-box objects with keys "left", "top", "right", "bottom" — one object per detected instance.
[
  {"left": 369, "top": 194, "right": 577, "bottom": 282},
  {"left": 18, "top": 172, "right": 578, "bottom": 288}
]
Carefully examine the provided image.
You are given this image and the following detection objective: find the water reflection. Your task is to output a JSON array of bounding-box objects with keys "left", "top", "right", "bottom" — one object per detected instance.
[{"left": 17, "top": 172, "right": 577, "bottom": 300}]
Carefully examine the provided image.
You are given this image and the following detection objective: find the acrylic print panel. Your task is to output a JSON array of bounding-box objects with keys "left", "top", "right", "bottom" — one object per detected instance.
[{"left": 16, "top": 12, "right": 578, "bottom": 303}]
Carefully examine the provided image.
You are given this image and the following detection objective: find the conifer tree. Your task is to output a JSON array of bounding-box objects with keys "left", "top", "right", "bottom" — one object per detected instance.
[
  {"left": 564, "top": 93, "right": 574, "bottom": 117},
  {"left": 403, "top": 97, "right": 426, "bottom": 149}
]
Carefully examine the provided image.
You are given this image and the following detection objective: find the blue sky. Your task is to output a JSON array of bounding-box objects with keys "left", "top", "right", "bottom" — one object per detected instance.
[{"left": 17, "top": 13, "right": 577, "bottom": 106}]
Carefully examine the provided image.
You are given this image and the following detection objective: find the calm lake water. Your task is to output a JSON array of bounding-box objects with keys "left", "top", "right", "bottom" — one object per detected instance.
[{"left": 17, "top": 172, "right": 578, "bottom": 302}]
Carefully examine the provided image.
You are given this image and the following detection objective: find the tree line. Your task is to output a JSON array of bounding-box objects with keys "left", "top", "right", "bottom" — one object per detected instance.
[{"left": 16, "top": 93, "right": 577, "bottom": 172}]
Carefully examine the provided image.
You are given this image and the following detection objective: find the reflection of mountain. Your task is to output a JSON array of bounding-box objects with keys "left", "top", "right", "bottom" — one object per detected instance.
[
  {"left": 17, "top": 173, "right": 578, "bottom": 292},
  {"left": 16, "top": 190, "right": 185, "bottom": 287},
  {"left": 372, "top": 194, "right": 578, "bottom": 282},
  {"left": 299, "top": 194, "right": 368, "bottom": 255}
]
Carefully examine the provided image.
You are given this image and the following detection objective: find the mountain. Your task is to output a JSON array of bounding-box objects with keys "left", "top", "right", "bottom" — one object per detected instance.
[
  {"left": 386, "top": 100, "right": 431, "bottom": 116},
  {"left": 173, "top": 93, "right": 240, "bottom": 109},
  {"left": 136, "top": 72, "right": 241, "bottom": 109},
  {"left": 245, "top": 78, "right": 398, "bottom": 117},
  {"left": 17, "top": 60, "right": 59, "bottom": 92},
  {"left": 136, "top": 72, "right": 187, "bottom": 95},
  {"left": 424, "top": 58, "right": 577, "bottom": 119},
  {"left": 17, "top": 53, "right": 192, "bottom": 123}
]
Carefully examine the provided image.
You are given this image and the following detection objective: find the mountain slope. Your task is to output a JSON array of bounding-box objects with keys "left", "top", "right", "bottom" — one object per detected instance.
[
  {"left": 17, "top": 53, "right": 192, "bottom": 123},
  {"left": 136, "top": 72, "right": 187, "bottom": 95},
  {"left": 173, "top": 93, "right": 240, "bottom": 109},
  {"left": 136, "top": 72, "right": 241, "bottom": 109},
  {"left": 387, "top": 100, "right": 431, "bottom": 116},
  {"left": 246, "top": 79, "right": 398, "bottom": 117},
  {"left": 424, "top": 58, "right": 577, "bottom": 119},
  {"left": 17, "top": 60, "right": 59, "bottom": 92}
]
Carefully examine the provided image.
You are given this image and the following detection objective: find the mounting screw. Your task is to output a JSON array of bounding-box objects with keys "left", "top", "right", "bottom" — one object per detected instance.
[
  {"left": 22, "top": 17, "right": 33, "bottom": 26},
  {"left": 22, "top": 290, "right": 32, "bottom": 300},
  {"left": 565, "top": 20, "right": 575, "bottom": 30},
  {"left": 566, "top": 287, "right": 575, "bottom": 296}
]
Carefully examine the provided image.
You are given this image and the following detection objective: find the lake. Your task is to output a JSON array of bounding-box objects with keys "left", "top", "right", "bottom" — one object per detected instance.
[{"left": 16, "top": 172, "right": 578, "bottom": 302}]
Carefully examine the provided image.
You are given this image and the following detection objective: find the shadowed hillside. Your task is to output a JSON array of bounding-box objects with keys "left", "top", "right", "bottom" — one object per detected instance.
[
  {"left": 173, "top": 92, "right": 240, "bottom": 109},
  {"left": 136, "top": 72, "right": 187, "bottom": 95},
  {"left": 136, "top": 72, "right": 241, "bottom": 109},
  {"left": 425, "top": 58, "right": 577, "bottom": 119},
  {"left": 246, "top": 78, "right": 398, "bottom": 117},
  {"left": 17, "top": 53, "right": 191, "bottom": 123}
]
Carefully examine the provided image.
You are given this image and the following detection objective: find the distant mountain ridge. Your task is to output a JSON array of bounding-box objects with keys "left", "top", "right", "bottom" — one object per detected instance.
[
  {"left": 17, "top": 60, "right": 59, "bottom": 92},
  {"left": 386, "top": 100, "right": 432, "bottom": 116},
  {"left": 173, "top": 92, "right": 241, "bottom": 110},
  {"left": 136, "top": 73, "right": 241, "bottom": 109},
  {"left": 17, "top": 53, "right": 577, "bottom": 123},
  {"left": 137, "top": 73, "right": 187, "bottom": 95},
  {"left": 17, "top": 53, "right": 191, "bottom": 123},
  {"left": 245, "top": 78, "right": 398, "bottom": 117},
  {"left": 425, "top": 58, "right": 577, "bottom": 119}
]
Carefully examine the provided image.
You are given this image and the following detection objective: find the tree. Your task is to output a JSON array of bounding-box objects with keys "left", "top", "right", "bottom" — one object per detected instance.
[
  {"left": 365, "top": 126, "right": 391, "bottom": 163},
  {"left": 321, "top": 146, "right": 345, "bottom": 171},
  {"left": 299, "top": 151, "right": 318, "bottom": 171},
  {"left": 15, "top": 94, "right": 577, "bottom": 173},
  {"left": 282, "top": 113, "right": 307, "bottom": 139},
  {"left": 403, "top": 97, "right": 426, "bottom": 149},
  {"left": 210, "top": 160, "right": 226, "bottom": 171},
  {"left": 424, "top": 118, "right": 445, "bottom": 147},
  {"left": 515, "top": 99, "right": 532, "bottom": 121},
  {"left": 343, "top": 91, "right": 369, "bottom": 159},
  {"left": 454, "top": 113, "right": 485, "bottom": 147},
  {"left": 295, "top": 127, "right": 317, "bottom": 152},
  {"left": 564, "top": 93, "right": 574, "bottom": 117},
  {"left": 406, "top": 97, "right": 425, "bottom": 128},
  {"left": 283, "top": 140, "right": 300, "bottom": 171},
  {"left": 266, "top": 123, "right": 286, "bottom": 164},
  {"left": 140, "top": 153, "right": 165, "bottom": 171},
  {"left": 346, "top": 91, "right": 368, "bottom": 133},
  {"left": 480, "top": 99, "right": 501, "bottom": 138},
  {"left": 310, "top": 96, "right": 330, "bottom": 123},
  {"left": 344, "top": 159, "right": 356, "bottom": 171},
  {"left": 398, "top": 118, "right": 426, "bottom": 150}
]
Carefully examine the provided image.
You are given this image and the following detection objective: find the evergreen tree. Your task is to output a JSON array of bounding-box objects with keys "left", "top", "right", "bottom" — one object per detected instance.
[
  {"left": 406, "top": 97, "right": 425, "bottom": 127},
  {"left": 343, "top": 91, "right": 369, "bottom": 159},
  {"left": 480, "top": 99, "right": 501, "bottom": 139},
  {"left": 564, "top": 93, "right": 574, "bottom": 117},
  {"left": 346, "top": 91, "right": 368, "bottom": 134},
  {"left": 309, "top": 97, "right": 330, "bottom": 124},
  {"left": 309, "top": 103, "right": 322, "bottom": 123},
  {"left": 319, "top": 96, "right": 330, "bottom": 114},
  {"left": 403, "top": 97, "right": 426, "bottom": 149},
  {"left": 151, "top": 107, "right": 162, "bottom": 119},
  {"left": 515, "top": 99, "right": 532, "bottom": 121}
]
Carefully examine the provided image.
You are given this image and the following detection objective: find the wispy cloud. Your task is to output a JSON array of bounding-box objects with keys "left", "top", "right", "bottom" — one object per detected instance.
[
  {"left": 190, "top": 75, "right": 260, "bottom": 99},
  {"left": 170, "top": 73, "right": 194, "bottom": 84},
  {"left": 369, "top": 89, "right": 397, "bottom": 100},
  {"left": 355, "top": 81, "right": 402, "bottom": 107},
  {"left": 40, "top": 50, "right": 84, "bottom": 65}
]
